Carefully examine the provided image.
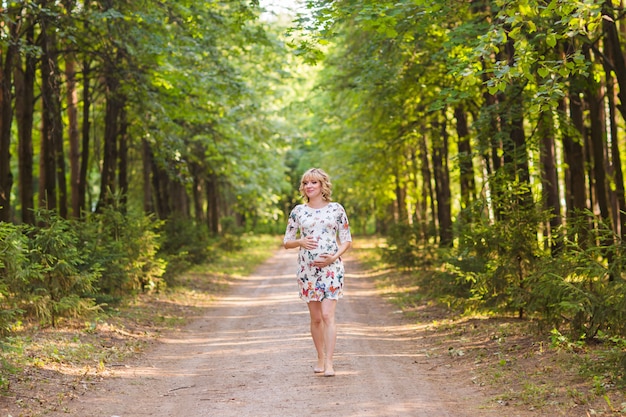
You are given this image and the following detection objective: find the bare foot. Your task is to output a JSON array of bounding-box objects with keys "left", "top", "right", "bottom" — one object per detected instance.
[
  {"left": 324, "top": 361, "right": 335, "bottom": 377},
  {"left": 314, "top": 358, "right": 324, "bottom": 373}
]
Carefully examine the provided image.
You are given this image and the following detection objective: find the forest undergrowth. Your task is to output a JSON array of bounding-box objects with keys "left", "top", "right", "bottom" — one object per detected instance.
[{"left": 354, "top": 237, "right": 626, "bottom": 416}]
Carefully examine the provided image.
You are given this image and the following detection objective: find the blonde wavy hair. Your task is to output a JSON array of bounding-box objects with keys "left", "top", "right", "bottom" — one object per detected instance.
[{"left": 299, "top": 168, "right": 332, "bottom": 202}]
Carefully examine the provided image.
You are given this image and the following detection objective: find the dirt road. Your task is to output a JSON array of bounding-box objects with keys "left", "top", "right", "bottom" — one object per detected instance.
[{"left": 51, "top": 249, "right": 510, "bottom": 417}]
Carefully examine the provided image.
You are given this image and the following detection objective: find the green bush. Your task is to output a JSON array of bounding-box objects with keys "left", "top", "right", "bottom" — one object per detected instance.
[
  {"left": 0, "top": 222, "right": 28, "bottom": 333},
  {"left": 0, "top": 207, "right": 180, "bottom": 327},
  {"left": 159, "top": 217, "right": 215, "bottom": 283},
  {"left": 526, "top": 216, "right": 626, "bottom": 340},
  {"left": 442, "top": 189, "right": 547, "bottom": 317},
  {"left": 26, "top": 211, "right": 101, "bottom": 327},
  {"left": 382, "top": 223, "right": 425, "bottom": 270},
  {"left": 77, "top": 207, "right": 167, "bottom": 297},
  {"left": 438, "top": 199, "right": 626, "bottom": 340}
]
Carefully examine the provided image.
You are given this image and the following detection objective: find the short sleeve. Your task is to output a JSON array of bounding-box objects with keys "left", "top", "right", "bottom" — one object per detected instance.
[{"left": 336, "top": 204, "right": 352, "bottom": 244}]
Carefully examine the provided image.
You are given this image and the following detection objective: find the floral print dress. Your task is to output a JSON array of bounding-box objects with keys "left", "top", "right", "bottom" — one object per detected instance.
[{"left": 284, "top": 202, "right": 352, "bottom": 302}]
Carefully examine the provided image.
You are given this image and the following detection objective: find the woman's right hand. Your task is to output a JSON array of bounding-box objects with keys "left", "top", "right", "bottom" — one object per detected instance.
[{"left": 300, "top": 236, "right": 318, "bottom": 250}]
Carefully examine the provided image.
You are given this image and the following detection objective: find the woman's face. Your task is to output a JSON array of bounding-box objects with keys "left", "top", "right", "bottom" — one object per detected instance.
[{"left": 302, "top": 177, "right": 322, "bottom": 200}]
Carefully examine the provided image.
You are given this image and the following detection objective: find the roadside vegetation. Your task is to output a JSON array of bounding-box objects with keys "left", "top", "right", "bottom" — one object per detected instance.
[
  {"left": 351, "top": 238, "right": 626, "bottom": 416},
  {"left": 0, "top": 231, "right": 280, "bottom": 416}
]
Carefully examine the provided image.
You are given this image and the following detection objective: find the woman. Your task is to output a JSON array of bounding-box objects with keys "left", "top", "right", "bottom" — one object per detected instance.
[{"left": 283, "top": 168, "right": 352, "bottom": 377}]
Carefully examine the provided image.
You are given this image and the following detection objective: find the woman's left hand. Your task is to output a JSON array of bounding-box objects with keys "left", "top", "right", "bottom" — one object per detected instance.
[{"left": 314, "top": 253, "right": 335, "bottom": 267}]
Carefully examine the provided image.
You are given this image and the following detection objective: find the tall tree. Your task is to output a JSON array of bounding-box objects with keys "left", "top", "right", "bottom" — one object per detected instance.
[
  {"left": 0, "top": 6, "right": 19, "bottom": 222},
  {"left": 14, "top": 20, "right": 36, "bottom": 225},
  {"left": 39, "top": 3, "right": 65, "bottom": 214}
]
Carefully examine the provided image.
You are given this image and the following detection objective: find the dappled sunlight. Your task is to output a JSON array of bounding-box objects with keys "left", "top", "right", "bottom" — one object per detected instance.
[
  {"left": 232, "top": 273, "right": 294, "bottom": 282},
  {"left": 345, "top": 267, "right": 395, "bottom": 279},
  {"left": 342, "top": 322, "right": 430, "bottom": 340},
  {"left": 113, "top": 325, "right": 314, "bottom": 379},
  {"left": 216, "top": 293, "right": 295, "bottom": 306},
  {"left": 44, "top": 249, "right": 504, "bottom": 417},
  {"left": 339, "top": 402, "right": 455, "bottom": 417}
]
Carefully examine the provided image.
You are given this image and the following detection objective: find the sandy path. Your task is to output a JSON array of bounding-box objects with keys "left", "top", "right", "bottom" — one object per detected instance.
[{"left": 53, "top": 249, "right": 505, "bottom": 417}]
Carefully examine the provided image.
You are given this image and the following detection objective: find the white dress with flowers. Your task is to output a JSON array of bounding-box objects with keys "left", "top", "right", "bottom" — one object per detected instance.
[{"left": 283, "top": 202, "right": 352, "bottom": 302}]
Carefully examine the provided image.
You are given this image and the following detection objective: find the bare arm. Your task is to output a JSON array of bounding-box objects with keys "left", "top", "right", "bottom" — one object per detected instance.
[
  {"left": 333, "top": 240, "right": 352, "bottom": 261},
  {"left": 283, "top": 239, "right": 301, "bottom": 250},
  {"left": 284, "top": 235, "right": 318, "bottom": 250}
]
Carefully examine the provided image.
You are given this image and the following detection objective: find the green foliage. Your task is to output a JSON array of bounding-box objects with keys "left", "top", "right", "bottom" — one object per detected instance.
[
  {"left": 124, "top": 0, "right": 291, "bottom": 224},
  {"left": 77, "top": 207, "right": 167, "bottom": 298},
  {"left": 25, "top": 211, "right": 101, "bottom": 327},
  {"left": 0, "top": 222, "right": 28, "bottom": 334},
  {"left": 382, "top": 223, "right": 436, "bottom": 270},
  {"left": 432, "top": 201, "right": 626, "bottom": 340},
  {"left": 0, "top": 339, "right": 19, "bottom": 391},
  {"left": 560, "top": 330, "right": 626, "bottom": 390},
  {"left": 1, "top": 208, "right": 278, "bottom": 331},
  {"left": 443, "top": 181, "right": 547, "bottom": 317},
  {"left": 0, "top": 207, "right": 172, "bottom": 327},
  {"left": 526, "top": 215, "right": 626, "bottom": 340},
  {"left": 159, "top": 217, "right": 216, "bottom": 283},
  {"left": 220, "top": 216, "right": 242, "bottom": 236}
]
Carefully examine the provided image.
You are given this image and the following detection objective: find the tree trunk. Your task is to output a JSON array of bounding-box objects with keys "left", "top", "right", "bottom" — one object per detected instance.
[
  {"left": 142, "top": 138, "right": 154, "bottom": 214},
  {"left": 79, "top": 59, "right": 91, "bottom": 214},
  {"left": 191, "top": 162, "right": 205, "bottom": 222},
  {"left": 431, "top": 115, "right": 452, "bottom": 247},
  {"left": 151, "top": 159, "right": 171, "bottom": 220},
  {"left": 609, "top": 91, "right": 626, "bottom": 239},
  {"left": 40, "top": 21, "right": 67, "bottom": 218},
  {"left": 419, "top": 133, "right": 435, "bottom": 238},
  {"left": 96, "top": 64, "right": 121, "bottom": 211},
  {"left": 601, "top": 1, "right": 626, "bottom": 237},
  {"left": 394, "top": 164, "right": 407, "bottom": 223},
  {"left": 14, "top": 24, "right": 36, "bottom": 225},
  {"left": 562, "top": 40, "right": 590, "bottom": 244},
  {"left": 206, "top": 172, "right": 219, "bottom": 235},
  {"left": 0, "top": 15, "right": 18, "bottom": 222},
  {"left": 584, "top": 46, "right": 616, "bottom": 278},
  {"left": 66, "top": 56, "right": 81, "bottom": 218},
  {"left": 504, "top": 94, "right": 532, "bottom": 198},
  {"left": 604, "top": 68, "right": 623, "bottom": 237},
  {"left": 454, "top": 105, "right": 475, "bottom": 210},
  {"left": 602, "top": 0, "right": 626, "bottom": 122},
  {"left": 538, "top": 109, "right": 562, "bottom": 252},
  {"left": 502, "top": 37, "right": 532, "bottom": 207},
  {"left": 481, "top": 58, "right": 502, "bottom": 177},
  {"left": 170, "top": 180, "right": 189, "bottom": 218},
  {"left": 118, "top": 106, "right": 128, "bottom": 211},
  {"left": 563, "top": 78, "right": 588, "bottom": 217},
  {"left": 585, "top": 54, "right": 611, "bottom": 224},
  {"left": 39, "top": 30, "right": 58, "bottom": 213}
]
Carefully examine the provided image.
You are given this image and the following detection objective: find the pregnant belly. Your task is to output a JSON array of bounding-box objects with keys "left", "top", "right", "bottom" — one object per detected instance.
[{"left": 304, "top": 244, "right": 337, "bottom": 260}]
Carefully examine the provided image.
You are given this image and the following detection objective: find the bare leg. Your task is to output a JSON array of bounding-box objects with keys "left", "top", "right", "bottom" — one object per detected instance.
[
  {"left": 307, "top": 301, "right": 325, "bottom": 372},
  {"left": 321, "top": 299, "right": 337, "bottom": 376}
]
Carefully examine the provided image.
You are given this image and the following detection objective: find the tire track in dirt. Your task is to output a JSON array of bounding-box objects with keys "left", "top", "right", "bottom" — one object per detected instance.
[{"left": 51, "top": 249, "right": 508, "bottom": 417}]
